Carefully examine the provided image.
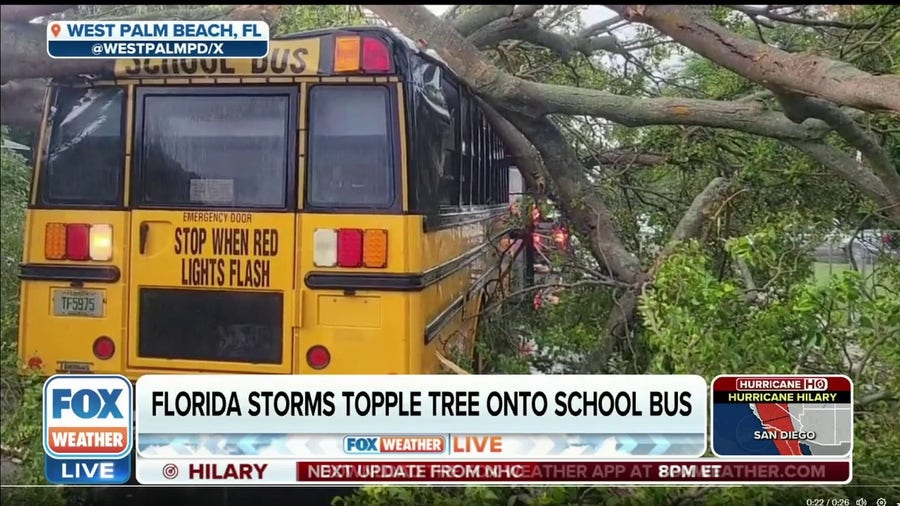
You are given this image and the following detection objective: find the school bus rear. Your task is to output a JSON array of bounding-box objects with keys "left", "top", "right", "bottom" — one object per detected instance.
[{"left": 18, "top": 30, "right": 430, "bottom": 378}]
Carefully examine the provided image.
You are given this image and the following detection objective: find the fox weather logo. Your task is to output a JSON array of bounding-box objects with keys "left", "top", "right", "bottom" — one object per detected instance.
[
  {"left": 43, "top": 375, "right": 133, "bottom": 484},
  {"left": 344, "top": 436, "right": 381, "bottom": 453}
]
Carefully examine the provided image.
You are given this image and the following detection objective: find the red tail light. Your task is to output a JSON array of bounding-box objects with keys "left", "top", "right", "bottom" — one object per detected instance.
[
  {"left": 306, "top": 345, "right": 331, "bottom": 369},
  {"left": 65, "top": 224, "right": 91, "bottom": 261},
  {"left": 337, "top": 228, "right": 364, "bottom": 267},
  {"left": 362, "top": 36, "right": 391, "bottom": 72},
  {"left": 93, "top": 336, "right": 115, "bottom": 360}
]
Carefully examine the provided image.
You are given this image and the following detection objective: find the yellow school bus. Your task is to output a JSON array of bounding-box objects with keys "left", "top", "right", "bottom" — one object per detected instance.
[{"left": 18, "top": 26, "right": 525, "bottom": 379}]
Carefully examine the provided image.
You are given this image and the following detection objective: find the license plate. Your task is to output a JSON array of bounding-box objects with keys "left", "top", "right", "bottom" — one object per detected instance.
[{"left": 52, "top": 289, "right": 104, "bottom": 317}]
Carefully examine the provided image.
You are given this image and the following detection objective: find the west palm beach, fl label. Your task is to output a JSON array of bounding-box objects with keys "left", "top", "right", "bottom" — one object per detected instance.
[
  {"left": 43, "top": 375, "right": 133, "bottom": 484},
  {"left": 710, "top": 375, "right": 853, "bottom": 457},
  {"left": 46, "top": 21, "right": 269, "bottom": 59}
]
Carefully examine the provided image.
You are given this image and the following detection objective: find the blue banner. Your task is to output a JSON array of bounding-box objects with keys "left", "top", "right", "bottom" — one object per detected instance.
[
  {"left": 48, "top": 40, "right": 269, "bottom": 59},
  {"left": 45, "top": 455, "right": 132, "bottom": 485}
]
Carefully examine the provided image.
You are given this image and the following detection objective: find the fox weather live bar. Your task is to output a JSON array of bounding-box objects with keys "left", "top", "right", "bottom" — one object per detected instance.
[
  {"left": 46, "top": 21, "right": 269, "bottom": 59},
  {"left": 43, "top": 375, "right": 133, "bottom": 485}
]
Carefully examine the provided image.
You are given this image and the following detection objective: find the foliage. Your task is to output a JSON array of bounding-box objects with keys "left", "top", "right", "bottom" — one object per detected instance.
[
  {"left": 275, "top": 5, "right": 368, "bottom": 36},
  {"left": 0, "top": 128, "right": 65, "bottom": 504}
]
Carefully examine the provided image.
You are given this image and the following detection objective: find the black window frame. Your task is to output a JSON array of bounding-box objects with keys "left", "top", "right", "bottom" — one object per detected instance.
[
  {"left": 472, "top": 110, "right": 481, "bottom": 205},
  {"left": 304, "top": 83, "right": 402, "bottom": 214},
  {"left": 439, "top": 75, "right": 462, "bottom": 210},
  {"left": 35, "top": 85, "right": 127, "bottom": 210},
  {"left": 132, "top": 86, "right": 298, "bottom": 212},
  {"left": 478, "top": 113, "right": 488, "bottom": 205}
]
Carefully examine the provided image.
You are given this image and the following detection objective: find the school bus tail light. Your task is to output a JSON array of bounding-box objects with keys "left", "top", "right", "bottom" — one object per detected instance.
[
  {"left": 45, "top": 223, "right": 113, "bottom": 261},
  {"left": 306, "top": 345, "right": 331, "bottom": 370},
  {"left": 65, "top": 224, "right": 91, "bottom": 261},
  {"left": 89, "top": 224, "right": 113, "bottom": 261},
  {"left": 313, "top": 228, "right": 388, "bottom": 268},
  {"left": 93, "top": 336, "right": 115, "bottom": 360},
  {"left": 333, "top": 35, "right": 392, "bottom": 74},
  {"left": 362, "top": 37, "right": 391, "bottom": 72},
  {"left": 362, "top": 229, "right": 388, "bottom": 268},
  {"left": 45, "top": 223, "right": 68, "bottom": 260},
  {"left": 334, "top": 36, "right": 361, "bottom": 72},
  {"left": 337, "top": 228, "right": 364, "bottom": 267}
]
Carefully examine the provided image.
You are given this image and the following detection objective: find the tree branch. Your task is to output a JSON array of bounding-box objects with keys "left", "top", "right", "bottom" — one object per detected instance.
[
  {"left": 608, "top": 4, "right": 900, "bottom": 113},
  {"left": 0, "top": 5, "right": 72, "bottom": 22},
  {"left": 777, "top": 92, "right": 900, "bottom": 206},
  {"left": 468, "top": 16, "right": 627, "bottom": 61},
  {"left": 508, "top": 79, "right": 832, "bottom": 140},
  {"left": 728, "top": 5, "right": 882, "bottom": 30},
  {"left": 581, "top": 177, "right": 735, "bottom": 373},
  {"left": 0, "top": 79, "right": 46, "bottom": 131},
  {"left": 582, "top": 150, "right": 668, "bottom": 169},
  {"left": 1, "top": 21, "right": 113, "bottom": 82},
  {"left": 578, "top": 14, "right": 625, "bottom": 38},
  {"left": 788, "top": 140, "right": 900, "bottom": 223},
  {"left": 450, "top": 5, "right": 513, "bottom": 37},
  {"left": 366, "top": 6, "right": 832, "bottom": 142}
]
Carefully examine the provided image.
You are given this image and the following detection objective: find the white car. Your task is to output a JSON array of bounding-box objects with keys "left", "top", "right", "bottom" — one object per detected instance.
[{"left": 842, "top": 230, "right": 899, "bottom": 263}]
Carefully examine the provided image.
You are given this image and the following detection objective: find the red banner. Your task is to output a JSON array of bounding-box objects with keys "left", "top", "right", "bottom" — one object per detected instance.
[{"left": 295, "top": 460, "right": 850, "bottom": 483}]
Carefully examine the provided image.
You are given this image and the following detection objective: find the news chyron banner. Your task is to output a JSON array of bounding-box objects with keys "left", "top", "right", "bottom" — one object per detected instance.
[
  {"left": 711, "top": 375, "right": 853, "bottom": 458},
  {"left": 43, "top": 375, "right": 133, "bottom": 484},
  {"left": 134, "top": 375, "right": 708, "bottom": 485},
  {"left": 46, "top": 20, "right": 269, "bottom": 59}
]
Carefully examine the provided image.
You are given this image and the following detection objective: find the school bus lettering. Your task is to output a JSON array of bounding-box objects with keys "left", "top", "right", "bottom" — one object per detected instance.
[
  {"left": 254, "top": 229, "right": 279, "bottom": 256},
  {"left": 174, "top": 227, "right": 206, "bottom": 255},
  {"left": 174, "top": 226, "right": 276, "bottom": 288},
  {"left": 212, "top": 228, "right": 249, "bottom": 256},
  {"left": 182, "top": 258, "right": 227, "bottom": 287},
  {"left": 182, "top": 211, "right": 253, "bottom": 224},
  {"left": 123, "top": 58, "right": 237, "bottom": 75},
  {"left": 116, "top": 39, "right": 321, "bottom": 77},
  {"left": 251, "top": 47, "right": 308, "bottom": 74},
  {"left": 229, "top": 259, "right": 271, "bottom": 288}
]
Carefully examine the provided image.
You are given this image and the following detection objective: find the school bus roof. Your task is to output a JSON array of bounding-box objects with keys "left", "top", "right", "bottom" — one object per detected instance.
[{"left": 105, "top": 25, "right": 456, "bottom": 81}]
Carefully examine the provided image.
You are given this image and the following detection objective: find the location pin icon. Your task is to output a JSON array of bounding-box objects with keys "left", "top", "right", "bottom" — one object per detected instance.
[{"left": 50, "top": 23, "right": 61, "bottom": 37}]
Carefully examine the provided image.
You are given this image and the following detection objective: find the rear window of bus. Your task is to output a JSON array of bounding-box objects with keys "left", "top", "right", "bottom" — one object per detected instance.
[
  {"left": 39, "top": 86, "right": 125, "bottom": 207},
  {"left": 305, "top": 85, "right": 396, "bottom": 209},
  {"left": 136, "top": 89, "right": 293, "bottom": 209}
]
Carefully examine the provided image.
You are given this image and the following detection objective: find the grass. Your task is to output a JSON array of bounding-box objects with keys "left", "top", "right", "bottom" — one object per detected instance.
[{"left": 813, "top": 261, "right": 852, "bottom": 286}]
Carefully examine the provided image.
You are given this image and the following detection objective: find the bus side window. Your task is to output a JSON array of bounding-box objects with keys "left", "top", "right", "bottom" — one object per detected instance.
[
  {"left": 306, "top": 85, "right": 396, "bottom": 209},
  {"left": 39, "top": 87, "right": 125, "bottom": 207}
]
